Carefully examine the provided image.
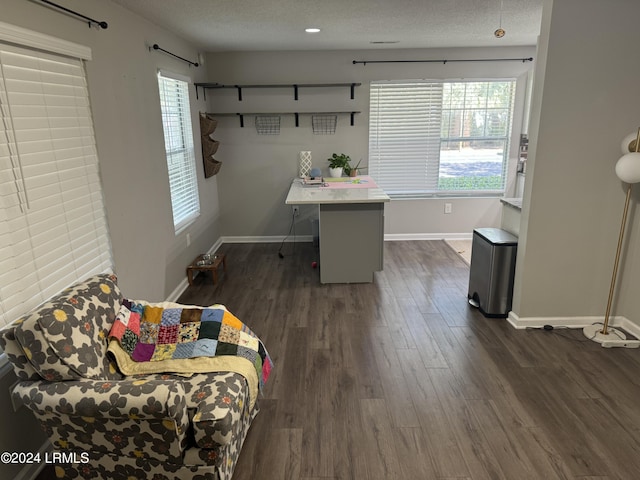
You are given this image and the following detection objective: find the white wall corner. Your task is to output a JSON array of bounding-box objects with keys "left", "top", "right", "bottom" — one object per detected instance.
[{"left": 165, "top": 278, "right": 190, "bottom": 303}]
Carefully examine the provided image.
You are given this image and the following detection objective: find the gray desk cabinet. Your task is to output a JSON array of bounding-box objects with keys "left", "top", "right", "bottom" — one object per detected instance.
[
  {"left": 285, "top": 177, "right": 390, "bottom": 284},
  {"left": 319, "top": 203, "right": 384, "bottom": 283}
]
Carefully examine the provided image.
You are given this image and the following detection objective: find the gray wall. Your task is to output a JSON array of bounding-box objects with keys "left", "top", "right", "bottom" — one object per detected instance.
[
  {"left": 2, "top": 0, "right": 221, "bottom": 301},
  {"left": 205, "top": 47, "right": 535, "bottom": 238},
  {"left": 512, "top": 0, "right": 640, "bottom": 321},
  {"left": 7, "top": 0, "right": 640, "bottom": 472},
  {"left": 0, "top": 2, "right": 221, "bottom": 477}
]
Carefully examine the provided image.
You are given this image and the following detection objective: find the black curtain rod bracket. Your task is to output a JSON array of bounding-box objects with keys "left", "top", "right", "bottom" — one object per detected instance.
[
  {"left": 152, "top": 44, "right": 199, "bottom": 68},
  {"left": 36, "top": 0, "right": 108, "bottom": 29},
  {"left": 353, "top": 57, "right": 534, "bottom": 66}
]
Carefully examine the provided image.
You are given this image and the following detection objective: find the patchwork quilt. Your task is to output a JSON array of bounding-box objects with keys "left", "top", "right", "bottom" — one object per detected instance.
[{"left": 108, "top": 300, "right": 273, "bottom": 400}]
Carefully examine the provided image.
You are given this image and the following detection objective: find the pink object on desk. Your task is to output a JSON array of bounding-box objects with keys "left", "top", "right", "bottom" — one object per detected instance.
[{"left": 320, "top": 175, "right": 378, "bottom": 189}]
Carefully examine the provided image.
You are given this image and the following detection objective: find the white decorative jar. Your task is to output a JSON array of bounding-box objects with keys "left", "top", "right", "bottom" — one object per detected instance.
[{"left": 299, "top": 151, "right": 312, "bottom": 177}]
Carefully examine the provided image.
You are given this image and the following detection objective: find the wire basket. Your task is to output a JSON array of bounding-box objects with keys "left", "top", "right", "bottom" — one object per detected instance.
[
  {"left": 312, "top": 114, "right": 337, "bottom": 135},
  {"left": 255, "top": 115, "right": 281, "bottom": 135}
]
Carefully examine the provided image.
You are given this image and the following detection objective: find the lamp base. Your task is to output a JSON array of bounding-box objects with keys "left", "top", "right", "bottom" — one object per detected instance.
[{"left": 582, "top": 324, "right": 640, "bottom": 348}]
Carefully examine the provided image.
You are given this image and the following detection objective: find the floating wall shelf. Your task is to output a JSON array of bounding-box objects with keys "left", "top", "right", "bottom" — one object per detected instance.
[
  {"left": 194, "top": 82, "right": 361, "bottom": 101},
  {"left": 208, "top": 111, "right": 361, "bottom": 128}
]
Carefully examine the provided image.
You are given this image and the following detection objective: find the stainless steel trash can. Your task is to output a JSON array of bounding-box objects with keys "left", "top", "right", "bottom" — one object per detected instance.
[{"left": 468, "top": 228, "right": 518, "bottom": 318}]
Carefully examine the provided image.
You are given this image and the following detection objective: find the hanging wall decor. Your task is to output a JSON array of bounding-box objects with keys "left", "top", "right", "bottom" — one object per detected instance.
[{"left": 199, "top": 113, "right": 222, "bottom": 177}]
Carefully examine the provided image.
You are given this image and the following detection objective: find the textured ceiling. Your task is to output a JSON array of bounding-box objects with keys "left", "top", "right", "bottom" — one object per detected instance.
[{"left": 110, "top": 0, "right": 543, "bottom": 52}]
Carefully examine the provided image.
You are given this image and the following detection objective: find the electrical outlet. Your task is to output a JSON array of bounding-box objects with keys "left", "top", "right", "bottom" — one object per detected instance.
[
  {"left": 186, "top": 233, "right": 191, "bottom": 246},
  {"left": 444, "top": 203, "right": 452, "bottom": 214},
  {"left": 292, "top": 205, "right": 300, "bottom": 216}
]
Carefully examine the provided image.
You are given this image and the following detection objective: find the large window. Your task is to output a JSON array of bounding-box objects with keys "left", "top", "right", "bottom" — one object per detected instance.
[
  {"left": 157, "top": 71, "right": 199, "bottom": 234},
  {"left": 0, "top": 40, "right": 113, "bottom": 328},
  {"left": 369, "top": 79, "right": 516, "bottom": 197}
]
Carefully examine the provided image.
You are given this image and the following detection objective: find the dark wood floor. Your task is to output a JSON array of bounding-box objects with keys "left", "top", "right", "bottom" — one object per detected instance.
[
  {"left": 34, "top": 240, "right": 640, "bottom": 480},
  {"left": 176, "top": 240, "right": 640, "bottom": 480}
]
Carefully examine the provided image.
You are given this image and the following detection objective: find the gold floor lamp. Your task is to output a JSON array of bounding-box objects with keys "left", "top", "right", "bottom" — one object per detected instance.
[{"left": 583, "top": 128, "right": 640, "bottom": 348}]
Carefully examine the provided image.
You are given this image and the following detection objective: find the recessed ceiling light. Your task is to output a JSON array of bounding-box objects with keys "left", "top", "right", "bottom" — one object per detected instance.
[{"left": 305, "top": 28, "right": 321, "bottom": 33}]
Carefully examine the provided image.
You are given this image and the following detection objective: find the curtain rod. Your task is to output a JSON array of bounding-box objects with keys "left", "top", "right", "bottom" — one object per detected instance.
[
  {"left": 353, "top": 57, "right": 534, "bottom": 65},
  {"left": 152, "top": 44, "right": 199, "bottom": 67},
  {"left": 35, "top": 0, "right": 108, "bottom": 29}
]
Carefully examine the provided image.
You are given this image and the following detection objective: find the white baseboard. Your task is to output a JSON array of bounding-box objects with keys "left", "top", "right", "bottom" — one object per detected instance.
[
  {"left": 166, "top": 235, "right": 313, "bottom": 301},
  {"left": 167, "top": 233, "right": 471, "bottom": 301},
  {"left": 443, "top": 233, "right": 474, "bottom": 241},
  {"left": 385, "top": 233, "right": 473, "bottom": 241},
  {"left": 222, "top": 233, "right": 473, "bottom": 243},
  {"left": 219, "top": 235, "right": 313, "bottom": 244},
  {"left": 507, "top": 311, "right": 640, "bottom": 339},
  {"left": 165, "top": 237, "right": 226, "bottom": 302},
  {"left": 208, "top": 236, "right": 225, "bottom": 254},
  {"left": 165, "top": 278, "right": 190, "bottom": 303}
]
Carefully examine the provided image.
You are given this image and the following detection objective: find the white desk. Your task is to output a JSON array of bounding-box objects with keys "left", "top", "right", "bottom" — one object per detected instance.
[{"left": 285, "top": 177, "right": 390, "bottom": 283}]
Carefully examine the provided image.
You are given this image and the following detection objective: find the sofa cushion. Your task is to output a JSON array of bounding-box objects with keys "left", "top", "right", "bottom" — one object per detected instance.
[{"left": 13, "top": 274, "right": 123, "bottom": 380}]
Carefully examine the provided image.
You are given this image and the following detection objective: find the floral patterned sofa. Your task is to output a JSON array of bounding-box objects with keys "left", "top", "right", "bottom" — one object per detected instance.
[{"left": 0, "top": 274, "right": 257, "bottom": 480}]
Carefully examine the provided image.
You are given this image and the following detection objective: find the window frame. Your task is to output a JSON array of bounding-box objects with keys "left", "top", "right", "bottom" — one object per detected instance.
[
  {"left": 0, "top": 37, "right": 113, "bottom": 330},
  {"left": 368, "top": 78, "right": 517, "bottom": 199},
  {"left": 157, "top": 70, "right": 200, "bottom": 234}
]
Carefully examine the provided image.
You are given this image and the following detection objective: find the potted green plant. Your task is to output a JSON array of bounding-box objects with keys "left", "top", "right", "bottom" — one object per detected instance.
[
  {"left": 327, "top": 153, "right": 350, "bottom": 177},
  {"left": 345, "top": 158, "right": 366, "bottom": 177}
]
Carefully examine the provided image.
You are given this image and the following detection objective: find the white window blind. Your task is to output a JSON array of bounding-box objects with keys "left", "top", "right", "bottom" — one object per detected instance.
[
  {"left": 369, "top": 79, "right": 515, "bottom": 197},
  {"left": 157, "top": 71, "right": 199, "bottom": 234},
  {"left": 369, "top": 81, "right": 443, "bottom": 195},
  {"left": 0, "top": 43, "right": 113, "bottom": 328}
]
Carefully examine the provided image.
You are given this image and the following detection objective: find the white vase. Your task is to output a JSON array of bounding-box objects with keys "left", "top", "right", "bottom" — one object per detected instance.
[
  {"left": 299, "top": 151, "right": 312, "bottom": 177},
  {"left": 328, "top": 167, "right": 343, "bottom": 178}
]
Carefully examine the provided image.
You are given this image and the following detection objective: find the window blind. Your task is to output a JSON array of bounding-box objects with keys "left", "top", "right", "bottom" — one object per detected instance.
[
  {"left": 157, "top": 72, "right": 200, "bottom": 234},
  {"left": 0, "top": 44, "right": 113, "bottom": 328},
  {"left": 369, "top": 80, "right": 515, "bottom": 197},
  {"left": 369, "top": 81, "right": 443, "bottom": 195}
]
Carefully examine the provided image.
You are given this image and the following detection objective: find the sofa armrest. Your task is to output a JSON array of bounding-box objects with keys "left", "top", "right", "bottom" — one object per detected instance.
[
  {"left": 178, "top": 372, "right": 253, "bottom": 449},
  {"left": 12, "top": 378, "right": 190, "bottom": 464},
  {"left": 13, "top": 378, "right": 187, "bottom": 422}
]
